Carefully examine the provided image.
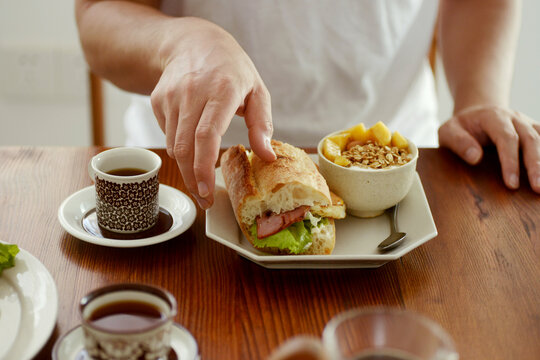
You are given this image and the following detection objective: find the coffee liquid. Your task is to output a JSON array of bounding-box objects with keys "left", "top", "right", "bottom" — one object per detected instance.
[
  {"left": 349, "top": 350, "right": 421, "bottom": 360},
  {"left": 82, "top": 207, "right": 174, "bottom": 240},
  {"left": 106, "top": 168, "right": 148, "bottom": 176},
  {"left": 89, "top": 300, "right": 164, "bottom": 332},
  {"left": 352, "top": 356, "right": 418, "bottom": 360}
]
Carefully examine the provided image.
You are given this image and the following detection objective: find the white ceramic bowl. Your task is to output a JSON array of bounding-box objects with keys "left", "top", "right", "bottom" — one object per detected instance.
[{"left": 317, "top": 133, "right": 418, "bottom": 218}]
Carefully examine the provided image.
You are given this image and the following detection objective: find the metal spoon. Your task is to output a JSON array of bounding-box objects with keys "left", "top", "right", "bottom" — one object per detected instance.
[{"left": 377, "top": 204, "right": 407, "bottom": 252}]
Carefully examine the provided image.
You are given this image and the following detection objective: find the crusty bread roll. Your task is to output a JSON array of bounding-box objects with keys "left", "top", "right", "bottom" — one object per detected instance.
[{"left": 220, "top": 140, "right": 345, "bottom": 255}]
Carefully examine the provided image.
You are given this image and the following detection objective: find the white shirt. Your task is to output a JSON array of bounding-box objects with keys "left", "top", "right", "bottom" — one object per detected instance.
[{"left": 125, "top": 0, "right": 439, "bottom": 148}]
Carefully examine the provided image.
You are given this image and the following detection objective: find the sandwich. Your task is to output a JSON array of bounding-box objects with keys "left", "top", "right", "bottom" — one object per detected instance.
[{"left": 220, "top": 140, "right": 346, "bottom": 255}]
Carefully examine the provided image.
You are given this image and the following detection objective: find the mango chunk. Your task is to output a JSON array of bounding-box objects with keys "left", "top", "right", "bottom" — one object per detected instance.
[
  {"left": 328, "top": 133, "right": 351, "bottom": 151},
  {"left": 349, "top": 123, "right": 371, "bottom": 144},
  {"left": 322, "top": 138, "right": 341, "bottom": 161},
  {"left": 369, "top": 121, "right": 391, "bottom": 146},
  {"left": 391, "top": 131, "right": 409, "bottom": 149},
  {"left": 334, "top": 155, "right": 351, "bottom": 167},
  {"left": 338, "top": 129, "right": 352, "bottom": 137}
]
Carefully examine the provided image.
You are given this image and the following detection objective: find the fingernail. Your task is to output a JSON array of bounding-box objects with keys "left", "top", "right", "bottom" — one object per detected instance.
[
  {"left": 265, "top": 135, "right": 276, "bottom": 157},
  {"left": 508, "top": 174, "right": 519, "bottom": 189},
  {"left": 197, "top": 197, "right": 210, "bottom": 210},
  {"left": 465, "top": 147, "right": 481, "bottom": 164},
  {"left": 198, "top": 181, "right": 209, "bottom": 198}
]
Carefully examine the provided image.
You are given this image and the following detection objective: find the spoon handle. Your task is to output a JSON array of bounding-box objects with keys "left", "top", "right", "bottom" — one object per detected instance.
[
  {"left": 389, "top": 203, "right": 399, "bottom": 233},
  {"left": 377, "top": 203, "right": 406, "bottom": 251}
]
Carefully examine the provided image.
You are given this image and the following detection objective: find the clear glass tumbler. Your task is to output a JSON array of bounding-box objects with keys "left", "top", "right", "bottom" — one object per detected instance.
[{"left": 322, "top": 307, "right": 459, "bottom": 360}]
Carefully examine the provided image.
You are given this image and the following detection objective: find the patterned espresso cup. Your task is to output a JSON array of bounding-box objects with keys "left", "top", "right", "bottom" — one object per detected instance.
[
  {"left": 89, "top": 147, "right": 162, "bottom": 233},
  {"left": 80, "top": 283, "right": 177, "bottom": 360}
]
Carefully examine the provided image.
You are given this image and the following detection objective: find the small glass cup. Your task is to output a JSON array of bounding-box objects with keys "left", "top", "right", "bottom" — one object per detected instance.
[
  {"left": 79, "top": 283, "right": 177, "bottom": 360},
  {"left": 322, "top": 307, "right": 459, "bottom": 360}
]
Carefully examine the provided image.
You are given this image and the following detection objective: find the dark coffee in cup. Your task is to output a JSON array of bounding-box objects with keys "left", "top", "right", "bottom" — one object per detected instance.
[
  {"left": 351, "top": 352, "right": 421, "bottom": 360},
  {"left": 88, "top": 300, "right": 165, "bottom": 333},
  {"left": 80, "top": 284, "right": 177, "bottom": 360},
  {"left": 106, "top": 168, "right": 149, "bottom": 177}
]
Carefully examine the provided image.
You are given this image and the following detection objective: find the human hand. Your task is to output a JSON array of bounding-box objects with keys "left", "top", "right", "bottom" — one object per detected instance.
[
  {"left": 151, "top": 18, "right": 276, "bottom": 209},
  {"left": 438, "top": 105, "right": 540, "bottom": 193}
]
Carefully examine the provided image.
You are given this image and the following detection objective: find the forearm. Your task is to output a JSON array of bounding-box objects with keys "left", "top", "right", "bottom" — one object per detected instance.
[
  {"left": 75, "top": 0, "right": 169, "bottom": 94},
  {"left": 439, "top": 0, "right": 521, "bottom": 113},
  {"left": 76, "top": 0, "right": 225, "bottom": 95}
]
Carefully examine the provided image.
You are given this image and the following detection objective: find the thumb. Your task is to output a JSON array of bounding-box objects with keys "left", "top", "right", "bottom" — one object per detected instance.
[
  {"left": 243, "top": 86, "right": 276, "bottom": 162},
  {"left": 439, "top": 117, "right": 483, "bottom": 165}
]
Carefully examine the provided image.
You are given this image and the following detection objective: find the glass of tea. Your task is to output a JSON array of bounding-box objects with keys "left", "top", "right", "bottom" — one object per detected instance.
[
  {"left": 88, "top": 147, "right": 162, "bottom": 233},
  {"left": 80, "top": 283, "right": 177, "bottom": 360},
  {"left": 322, "top": 307, "right": 459, "bottom": 360}
]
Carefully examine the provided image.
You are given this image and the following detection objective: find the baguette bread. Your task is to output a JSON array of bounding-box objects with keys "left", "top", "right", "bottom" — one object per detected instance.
[{"left": 220, "top": 140, "right": 345, "bottom": 255}]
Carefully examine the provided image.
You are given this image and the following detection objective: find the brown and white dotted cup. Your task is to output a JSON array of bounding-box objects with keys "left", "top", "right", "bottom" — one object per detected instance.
[
  {"left": 80, "top": 283, "right": 177, "bottom": 360},
  {"left": 89, "top": 147, "right": 161, "bottom": 233}
]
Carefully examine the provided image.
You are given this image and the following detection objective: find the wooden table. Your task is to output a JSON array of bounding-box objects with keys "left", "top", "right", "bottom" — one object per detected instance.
[{"left": 0, "top": 147, "right": 538, "bottom": 360}]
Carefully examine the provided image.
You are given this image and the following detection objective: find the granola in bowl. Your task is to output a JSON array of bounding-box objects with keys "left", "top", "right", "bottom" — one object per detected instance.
[
  {"left": 317, "top": 121, "right": 418, "bottom": 218},
  {"left": 342, "top": 141, "right": 411, "bottom": 170}
]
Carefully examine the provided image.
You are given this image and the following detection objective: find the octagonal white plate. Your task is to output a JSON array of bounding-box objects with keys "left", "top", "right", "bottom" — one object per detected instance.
[
  {"left": 205, "top": 155, "right": 437, "bottom": 269},
  {"left": 0, "top": 245, "right": 58, "bottom": 359}
]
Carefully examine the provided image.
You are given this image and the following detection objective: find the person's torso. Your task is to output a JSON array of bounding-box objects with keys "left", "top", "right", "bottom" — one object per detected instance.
[{"left": 126, "top": 0, "right": 439, "bottom": 148}]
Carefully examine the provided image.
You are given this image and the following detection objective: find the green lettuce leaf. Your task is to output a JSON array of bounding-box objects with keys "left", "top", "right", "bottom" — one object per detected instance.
[
  {"left": 249, "top": 221, "right": 313, "bottom": 254},
  {"left": 0, "top": 243, "right": 19, "bottom": 275}
]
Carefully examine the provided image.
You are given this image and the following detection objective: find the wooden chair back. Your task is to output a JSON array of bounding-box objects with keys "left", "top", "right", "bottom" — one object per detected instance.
[{"left": 89, "top": 71, "right": 104, "bottom": 146}]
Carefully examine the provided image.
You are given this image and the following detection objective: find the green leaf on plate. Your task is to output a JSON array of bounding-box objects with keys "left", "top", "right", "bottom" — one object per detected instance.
[{"left": 0, "top": 243, "right": 20, "bottom": 275}]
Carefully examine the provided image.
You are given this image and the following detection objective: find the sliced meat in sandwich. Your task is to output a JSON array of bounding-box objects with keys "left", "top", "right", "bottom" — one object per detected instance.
[{"left": 220, "top": 140, "right": 346, "bottom": 255}]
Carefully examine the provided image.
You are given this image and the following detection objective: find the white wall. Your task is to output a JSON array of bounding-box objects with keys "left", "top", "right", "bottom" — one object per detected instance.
[
  {"left": 0, "top": 0, "right": 539, "bottom": 146},
  {"left": 509, "top": 0, "right": 540, "bottom": 120},
  {"left": 0, "top": 0, "right": 90, "bottom": 145}
]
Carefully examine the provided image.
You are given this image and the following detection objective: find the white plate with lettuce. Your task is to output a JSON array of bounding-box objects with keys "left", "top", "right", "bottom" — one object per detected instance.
[
  {"left": 0, "top": 243, "right": 58, "bottom": 359},
  {"left": 206, "top": 156, "right": 437, "bottom": 269}
]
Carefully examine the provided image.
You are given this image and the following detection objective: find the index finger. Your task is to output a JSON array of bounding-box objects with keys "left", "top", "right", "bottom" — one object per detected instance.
[
  {"left": 193, "top": 94, "right": 240, "bottom": 208},
  {"left": 243, "top": 86, "right": 276, "bottom": 162},
  {"left": 513, "top": 112, "right": 540, "bottom": 193},
  {"left": 478, "top": 110, "right": 520, "bottom": 189}
]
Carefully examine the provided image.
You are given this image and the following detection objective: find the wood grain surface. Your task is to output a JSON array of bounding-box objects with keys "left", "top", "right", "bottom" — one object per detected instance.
[{"left": 0, "top": 147, "right": 538, "bottom": 360}]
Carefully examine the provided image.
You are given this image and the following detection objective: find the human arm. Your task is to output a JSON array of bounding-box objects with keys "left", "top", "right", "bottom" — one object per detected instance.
[
  {"left": 438, "top": 0, "right": 540, "bottom": 193},
  {"left": 75, "top": 0, "right": 276, "bottom": 208}
]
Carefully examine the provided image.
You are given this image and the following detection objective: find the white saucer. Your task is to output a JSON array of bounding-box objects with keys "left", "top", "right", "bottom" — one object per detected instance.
[
  {"left": 52, "top": 323, "right": 199, "bottom": 360},
  {"left": 58, "top": 184, "right": 196, "bottom": 248}
]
